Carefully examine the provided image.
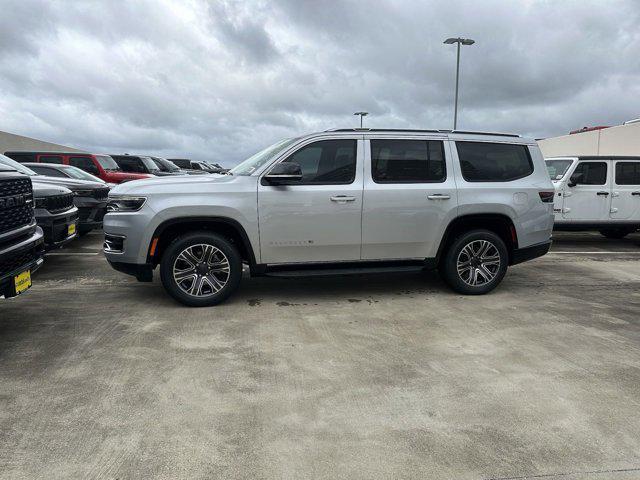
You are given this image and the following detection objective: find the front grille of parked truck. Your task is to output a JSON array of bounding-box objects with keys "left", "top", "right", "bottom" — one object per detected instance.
[{"left": 0, "top": 178, "right": 34, "bottom": 235}]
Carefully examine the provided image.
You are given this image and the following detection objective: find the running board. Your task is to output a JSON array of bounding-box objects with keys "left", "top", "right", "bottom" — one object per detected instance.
[{"left": 263, "top": 265, "right": 427, "bottom": 278}]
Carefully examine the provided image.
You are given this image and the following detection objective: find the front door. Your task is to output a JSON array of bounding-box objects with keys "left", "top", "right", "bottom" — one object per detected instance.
[
  {"left": 361, "top": 137, "right": 458, "bottom": 259},
  {"left": 610, "top": 160, "right": 640, "bottom": 220},
  {"left": 258, "top": 137, "right": 364, "bottom": 264},
  {"left": 562, "top": 161, "right": 611, "bottom": 221}
]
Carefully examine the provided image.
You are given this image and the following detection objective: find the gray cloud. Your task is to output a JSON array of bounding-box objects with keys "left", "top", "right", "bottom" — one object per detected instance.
[{"left": 0, "top": 0, "right": 639, "bottom": 166}]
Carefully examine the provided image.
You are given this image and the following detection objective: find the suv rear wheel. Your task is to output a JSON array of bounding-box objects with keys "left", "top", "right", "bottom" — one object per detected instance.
[
  {"left": 441, "top": 229, "right": 508, "bottom": 295},
  {"left": 160, "top": 232, "right": 242, "bottom": 307}
]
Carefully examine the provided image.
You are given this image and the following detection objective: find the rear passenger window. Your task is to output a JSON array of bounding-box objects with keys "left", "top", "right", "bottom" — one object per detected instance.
[
  {"left": 371, "top": 139, "right": 445, "bottom": 183},
  {"left": 571, "top": 162, "right": 607, "bottom": 185},
  {"left": 69, "top": 156, "right": 99, "bottom": 174},
  {"left": 456, "top": 142, "right": 533, "bottom": 182},
  {"left": 283, "top": 139, "right": 356, "bottom": 184},
  {"left": 39, "top": 155, "right": 63, "bottom": 164},
  {"left": 615, "top": 162, "right": 640, "bottom": 185}
]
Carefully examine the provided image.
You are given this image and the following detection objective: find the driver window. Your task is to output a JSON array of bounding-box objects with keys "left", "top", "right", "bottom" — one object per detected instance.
[
  {"left": 283, "top": 139, "right": 356, "bottom": 185},
  {"left": 570, "top": 162, "right": 607, "bottom": 185}
]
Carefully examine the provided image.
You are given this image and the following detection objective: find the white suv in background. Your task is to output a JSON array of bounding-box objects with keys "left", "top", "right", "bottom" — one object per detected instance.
[
  {"left": 546, "top": 156, "right": 640, "bottom": 238},
  {"left": 104, "top": 128, "right": 554, "bottom": 307}
]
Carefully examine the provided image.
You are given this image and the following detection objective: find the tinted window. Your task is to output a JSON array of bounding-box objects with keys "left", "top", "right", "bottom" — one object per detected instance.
[
  {"left": 39, "top": 155, "right": 63, "bottom": 164},
  {"left": 456, "top": 142, "right": 533, "bottom": 182},
  {"left": 571, "top": 162, "right": 607, "bottom": 185},
  {"left": 69, "top": 156, "right": 99, "bottom": 174},
  {"left": 31, "top": 166, "right": 66, "bottom": 177},
  {"left": 615, "top": 162, "right": 640, "bottom": 185},
  {"left": 114, "top": 157, "right": 145, "bottom": 173},
  {"left": 282, "top": 139, "right": 356, "bottom": 185},
  {"left": 371, "top": 139, "right": 445, "bottom": 183},
  {"left": 4, "top": 152, "right": 36, "bottom": 163},
  {"left": 95, "top": 155, "right": 119, "bottom": 170}
]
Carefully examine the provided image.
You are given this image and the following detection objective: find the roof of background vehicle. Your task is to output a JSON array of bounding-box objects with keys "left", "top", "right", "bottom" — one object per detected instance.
[{"left": 546, "top": 156, "right": 640, "bottom": 161}]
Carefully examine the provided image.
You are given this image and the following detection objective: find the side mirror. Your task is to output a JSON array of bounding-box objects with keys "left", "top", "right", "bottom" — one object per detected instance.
[
  {"left": 264, "top": 162, "right": 303, "bottom": 185},
  {"left": 568, "top": 172, "right": 583, "bottom": 187}
]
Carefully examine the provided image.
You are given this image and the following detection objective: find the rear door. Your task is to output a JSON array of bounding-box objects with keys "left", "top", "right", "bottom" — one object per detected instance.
[
  {"left": 361, "top": 136, "right": 457, "bottom": 260},
  {"left": 258, "top": 136, "right": 363, "bottom": 264},
  {"left": 562, "top": 161, "right": 611, "bottom": 221},
  {"left": 611, "top": 160, "right": 640, "bottom": 220}
]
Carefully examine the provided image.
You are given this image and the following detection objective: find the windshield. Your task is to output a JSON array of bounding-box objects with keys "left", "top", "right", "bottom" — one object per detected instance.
[
  {"left": 140, "top": 156, "right": 160, "bottom": 171},
  {"left": 0, "top": 154, "right": 37, "bottom": 176},
  {"left": 154, "top": 157, "right": 180, "bottom": 171},
  {"left": 230, "top": 137, "right": 300, "bottom": 176},
  {"left": 62, "top": 165, "right": 105, "bottom": 183},
  {"left": 546, "top": 159, "right": 574, "bottom": 180},
  {"left": 95, "top": 155, "right": 120, "bottom": 171}
]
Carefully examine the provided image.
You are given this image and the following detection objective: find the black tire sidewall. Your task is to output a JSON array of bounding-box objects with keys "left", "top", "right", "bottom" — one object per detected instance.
[
  {"left": 160, "top": 232, "right": 243, "bottom": 307},
  {"left": 441, "top": 229, "right": 508, "bottom": 295}
]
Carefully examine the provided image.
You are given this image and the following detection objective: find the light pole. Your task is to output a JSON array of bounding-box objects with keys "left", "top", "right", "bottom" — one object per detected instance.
[
  {"left": 443, "top": 37, "right": 475, "bottom": 130},
  {"left": 353, "top": 111, "right": 368, "bottom": 128}
]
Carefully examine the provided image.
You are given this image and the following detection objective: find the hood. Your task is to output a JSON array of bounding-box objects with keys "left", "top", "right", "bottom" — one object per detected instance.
[
  {"left": 30, "top": 175, "right": 106, "bottom": 190},
  {"left": 31, "top": 181, "right": 73, "bottom": 197},
  {"left": 110, "top": 172, "right": 238, "bottom": 195},
  {"left": 109, "top": 171, "right": 153, "bottom": 180}
]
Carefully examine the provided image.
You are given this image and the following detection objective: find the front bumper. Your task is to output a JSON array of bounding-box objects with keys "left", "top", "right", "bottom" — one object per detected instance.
[
  {"left": 0, "top": 226, "right": 45, "bottom": 298},
  {"left": 107, "top": 260, "right": 153, "bottom": 282},
  {"left": 77, "top": 199, "right": 107, "bottom": 231},
  {"left": 35, "top": 206, "right": 80, "bottom": 249},
  {"left": 511, "top": 240, "right": 552, "bottom": 265}
]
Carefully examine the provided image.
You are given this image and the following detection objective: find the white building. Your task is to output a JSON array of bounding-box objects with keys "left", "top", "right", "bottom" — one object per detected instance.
[
  {"left": 538, "top": 120, "right": 640, "bottom": 157},
  {"left": 0, "top": 130, "right": 86, "bottom": 154}
]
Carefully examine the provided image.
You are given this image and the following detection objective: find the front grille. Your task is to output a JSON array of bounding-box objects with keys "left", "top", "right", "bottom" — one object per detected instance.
[
  {"left": 0, "top": 177, "right": 34, "bottom": 235},
  {"left": 0, "top": 243, "right": 40, "bottom": 278},
  {"left": 93, "top": 188, "right": 110, "bottom": 200},
  {"left": 45, "top": 193, "right": 74, "bottom": 213}
]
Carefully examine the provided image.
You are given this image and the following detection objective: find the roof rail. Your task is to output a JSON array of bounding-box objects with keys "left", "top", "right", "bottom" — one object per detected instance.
[{"left": 323, "top": 128, "right": 520, "bottom": 137}]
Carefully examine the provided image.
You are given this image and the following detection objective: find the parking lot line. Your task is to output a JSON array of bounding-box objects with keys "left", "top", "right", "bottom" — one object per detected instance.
[{"left": 44, "top": 252, "right": 101, "bottom": 256}]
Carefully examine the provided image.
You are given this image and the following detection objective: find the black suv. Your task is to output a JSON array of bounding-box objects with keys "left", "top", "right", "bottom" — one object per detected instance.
[
  {"left": 0, "top": 158, "right": 108, "bottom": 237},
  {"left": 0, "top": 165, "right": 45, "bottom": 298},
  {"left": 32, "top": 182, "right": 78, "bottom": 249},
  {"left": 110, "top": 155, "right": 182, "bottom": 177}
]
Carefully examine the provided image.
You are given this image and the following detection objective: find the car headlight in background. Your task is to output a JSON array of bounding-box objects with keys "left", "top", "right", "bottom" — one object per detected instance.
[{"left": 107, "top": 196, "right": 147, "bottom": 212}]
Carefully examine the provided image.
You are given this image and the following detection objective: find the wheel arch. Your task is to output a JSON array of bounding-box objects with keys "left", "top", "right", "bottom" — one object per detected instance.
[
  {"left": 148, "top": 216, "right": 257, "bottom": 270},
  {"left": 435, "top": 213, "right": 518, "bottom": 266}
]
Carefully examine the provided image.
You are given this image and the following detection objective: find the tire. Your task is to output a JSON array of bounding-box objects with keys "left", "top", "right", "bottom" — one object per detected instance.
[
  {"left": 160, "top": 232, "right": 243, "bottom": 307},
  {"left": 440, "top": 229, "right": 509, "bottom": 295},
  {"left": 599, "top": 228, "right": 633, "bottom": 239}
]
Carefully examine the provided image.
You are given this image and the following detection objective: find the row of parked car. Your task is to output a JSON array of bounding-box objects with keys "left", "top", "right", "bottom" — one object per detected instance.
[{"left": 0, "top": 151, "right": 224, "bottom": 298}]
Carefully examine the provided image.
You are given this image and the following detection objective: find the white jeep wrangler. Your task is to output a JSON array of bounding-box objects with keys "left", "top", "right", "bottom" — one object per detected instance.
[{"left": 546, "top": 156, "right": 640, "bottom": 238}]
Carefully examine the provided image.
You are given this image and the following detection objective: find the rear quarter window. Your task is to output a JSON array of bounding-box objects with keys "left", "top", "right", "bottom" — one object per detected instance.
[{"left": 456, "top": 141, "right": 534, "bottom": 182}]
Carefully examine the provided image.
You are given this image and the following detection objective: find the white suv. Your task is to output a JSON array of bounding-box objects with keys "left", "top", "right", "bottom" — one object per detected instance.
[
  {"left": 104, "top": 129, "right": 554, "bottom": 306},
  {"left": 546, "top": 156, "right": 640, "bottom": 238}
]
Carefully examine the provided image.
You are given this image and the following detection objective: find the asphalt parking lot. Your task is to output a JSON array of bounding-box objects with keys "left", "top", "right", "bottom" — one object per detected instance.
[{"left": 2, "top": 232, "right": 640, "bottom": 479}]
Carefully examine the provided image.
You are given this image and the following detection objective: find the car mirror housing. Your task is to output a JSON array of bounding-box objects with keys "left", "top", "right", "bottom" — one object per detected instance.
[{"left": 264, "top": 162, "right": 303, "bottom": 185}]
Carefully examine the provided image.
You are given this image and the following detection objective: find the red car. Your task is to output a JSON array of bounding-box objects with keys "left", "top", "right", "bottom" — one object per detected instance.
[{"left": 4, "top": 152, "right": 153, "bottom": 184}]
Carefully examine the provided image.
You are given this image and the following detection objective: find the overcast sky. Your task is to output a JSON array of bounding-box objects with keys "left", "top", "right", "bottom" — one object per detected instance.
[{"left": 0, "top": 0, "right": 639, "bottom": 166}]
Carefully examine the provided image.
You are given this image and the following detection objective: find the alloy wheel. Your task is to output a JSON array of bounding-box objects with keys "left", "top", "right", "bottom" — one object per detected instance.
[
  {"left": 172, "top": 243, "right": 231, "bottom": 297},
  {"left": 456, "top": 240, "right": 501, "bottom": 287}
]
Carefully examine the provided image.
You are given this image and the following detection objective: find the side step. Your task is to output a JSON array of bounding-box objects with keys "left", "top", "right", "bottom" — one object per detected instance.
[{"left": 264, "top": 265, "right": 427, "bottom": 278}]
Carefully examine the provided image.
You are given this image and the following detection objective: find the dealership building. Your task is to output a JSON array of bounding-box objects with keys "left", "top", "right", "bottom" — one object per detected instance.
[
  {"left": 538, "top": 120, "right": 640, "bottom": 157},
  {"left": 0, "top": 130, "right": 85, "bottom": 154}
]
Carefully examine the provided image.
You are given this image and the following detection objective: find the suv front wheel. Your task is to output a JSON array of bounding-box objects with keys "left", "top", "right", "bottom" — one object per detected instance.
[
  {"left": 441, "top": 229, "right": 508, "bottom": 295},
  {"left": 160, "top": 232, "right": 243, "bottom": 307}
]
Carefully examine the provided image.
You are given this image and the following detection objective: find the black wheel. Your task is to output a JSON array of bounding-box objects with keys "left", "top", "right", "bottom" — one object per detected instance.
[
  {"left": 440, "top": 229, "right": 508, "bottom": 295},
  {"left": 160, "top": 232, "right": 242, "bottom": 307},
  {"left": 599, "top": 228, "right": 633, "bottom": 239}
]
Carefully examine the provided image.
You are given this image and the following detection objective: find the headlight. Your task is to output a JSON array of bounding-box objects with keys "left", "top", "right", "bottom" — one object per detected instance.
[
  {"left": 35, "top": 197, "right": 46, "bottom": 209},
  {"left": 73, "top": 190, "right": 94, "bottom": 197},
  {"left": 107, "top": 196, "right": 147, "bottom": 212}
]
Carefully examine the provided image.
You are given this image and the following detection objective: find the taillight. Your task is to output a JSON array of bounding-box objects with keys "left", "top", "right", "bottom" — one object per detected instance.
[{"left": 539, "top": 191, "right": 555, "bottom": 203}]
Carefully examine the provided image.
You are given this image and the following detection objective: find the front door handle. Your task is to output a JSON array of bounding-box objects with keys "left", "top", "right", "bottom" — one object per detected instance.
[
  {"left": 330, "top": 195, "right": 356, "bottom": 202},
  {"left": 427, "top": 194, "right": 451, "bottom": 200},
  {"left": 596, "top": 191, "right": 609, "bottom": 196},
  {"left": 632, "top": 192, "right": 640, "bottom": 196}
]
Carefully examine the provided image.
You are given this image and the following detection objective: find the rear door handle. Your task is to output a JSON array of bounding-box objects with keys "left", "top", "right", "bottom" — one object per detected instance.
[
  {"left": 330, "top": 195, "right": 356, "bottom": 202},
  {"left": 596, "top": 191, "right": 609, "bottom": 196},
  {"left": 427, "top": 194, "right": 451, "bottom": 200}
]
